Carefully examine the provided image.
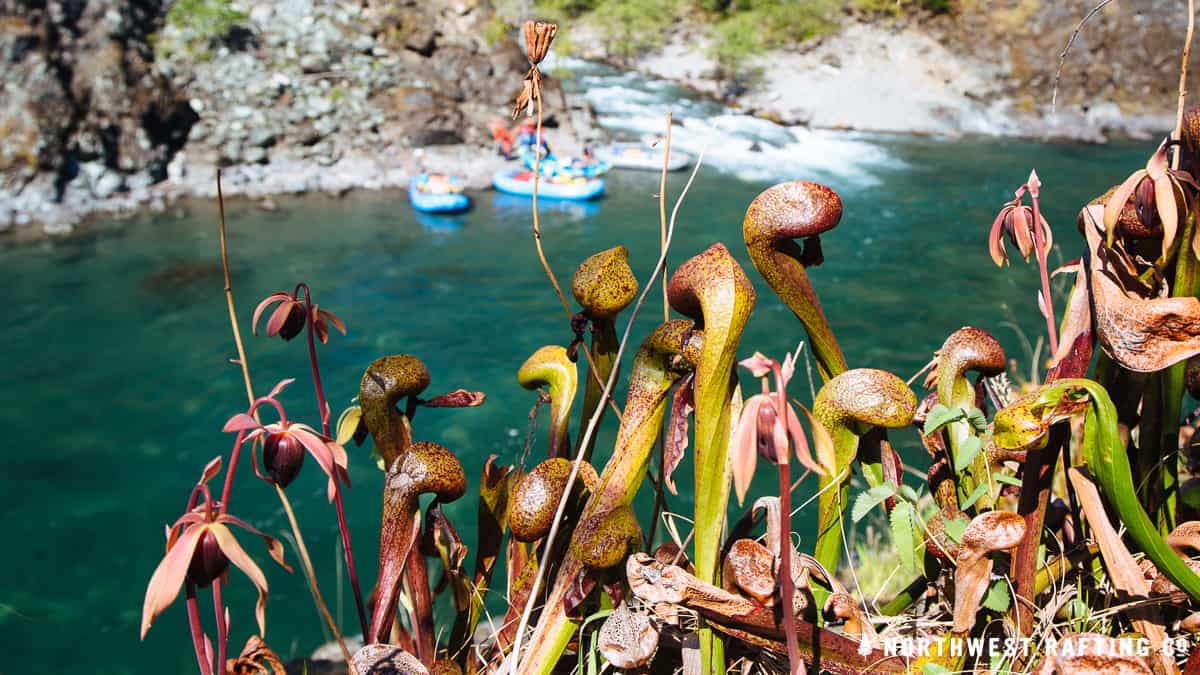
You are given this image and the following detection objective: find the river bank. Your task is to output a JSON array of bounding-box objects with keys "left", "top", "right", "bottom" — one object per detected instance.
[
  {"left": 0, "top": 0, "right": 1190, "bottom": 238},
  {"left": 636, "top": 22, "right": 1176, "bottom": 142}
]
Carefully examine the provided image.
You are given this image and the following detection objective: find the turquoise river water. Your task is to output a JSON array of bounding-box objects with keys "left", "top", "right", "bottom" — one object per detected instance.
[{"left": 0, "top": 132, "right": 1155, "bottom": 673}]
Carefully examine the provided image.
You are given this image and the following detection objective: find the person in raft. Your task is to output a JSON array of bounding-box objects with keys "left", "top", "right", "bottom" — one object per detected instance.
[{"left": 514, "top": 118, "right": 552, "bottom": 157}]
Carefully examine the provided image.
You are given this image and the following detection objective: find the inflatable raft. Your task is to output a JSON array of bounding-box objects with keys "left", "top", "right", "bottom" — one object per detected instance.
[
  {"left": 492, "top": 169, "right": 605, "bottom": 201},
  {"left": 597, "top": 142, "right": 692, "bottom": 171},
  {"left": 518, "top": 147, "right": 610, "bottom": 179},
  {"left": 408, "top": 173, "right": 470, "bottom": 213}
]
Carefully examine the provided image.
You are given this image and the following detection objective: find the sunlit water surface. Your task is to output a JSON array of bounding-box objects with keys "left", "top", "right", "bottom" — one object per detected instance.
[{"left": 0, "top": 81, "right": 1156, "bottom": 673}]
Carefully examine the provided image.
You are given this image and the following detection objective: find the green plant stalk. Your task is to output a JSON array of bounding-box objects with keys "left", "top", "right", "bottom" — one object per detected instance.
[
  {"left": 449, "top": 461, "right": 511, "bottom": 664},
  {"left": 934, "top": 328, "right": 1005, "bottom": 513},
  {"left": 517, "top": 321, "right": 702, "bottom": 674},
  {"left": 667, "top": 244, "right": 756, "bottom": 674},
  {"left": 812, "top": 369, "right": 917, "bottom": 595},
  {"left": 1159, "top": 210, "right": 1199, "bottom": 533},
  {"left": 1139, "top": 372, "right": 1166, "bottom": 523},
  {"left": 1051, "top": 379, "right": 1200, "bottom": 600},
  {"left": 577, "top": 316, "right": 618, "bottom": 460},
  {"left": 1033, "top": 544, "right": 1099, "bottom": 595},
  {"left": 213, "top": 176, "right": 351, "bottom": 664},
  {"left": 880, "top": 576, "right": 926, "bottom": 616},
  {"left": 1008, "top": 425, "right": 1067, "bottom": 635}
]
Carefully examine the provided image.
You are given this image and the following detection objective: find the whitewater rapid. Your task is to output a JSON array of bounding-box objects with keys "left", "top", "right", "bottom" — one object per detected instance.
[{"left": 549, "top": 57, "right": 906, "bottom": 186}]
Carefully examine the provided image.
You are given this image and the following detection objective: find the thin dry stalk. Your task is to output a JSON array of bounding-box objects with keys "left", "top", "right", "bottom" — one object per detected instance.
[
  {"left": 219, "top": 172, "right": 255, "bottom": 408},
  {"left": 527, "top": 93, "right": 622, "bottom": 421},
  {"left": 647, "top": 112, "right": 675, "bottom": 549},
  {"left": 509, "top": 144, "right": 709, "bottom": 671},
  {"left": 215, "top": 172, "right": 354, "bottom": 670},
  {"left": 275, "top": 484, "right": 354, "bottom": 666},
  {"left": 1050, "top": 0, "right": 1116, "bottom": 115},
  {"left": 1174, "top": 0, "right": 1196, "bottom": 172},
  {"left": 659, "top": 112, "right": 672, "bottom": 323}
]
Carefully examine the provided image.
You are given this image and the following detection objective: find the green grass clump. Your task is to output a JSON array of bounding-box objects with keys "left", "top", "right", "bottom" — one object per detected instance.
[
  {"left": 590, "top": 0, "right": 683, "bottom": 60},
  {"left": 853, "top": 0, "right": 953, "bottom": 15},
  {"left": 707, "top": 0, "right": 839, "bottom": 77},
  {"left": 161, "top": 0, "right": 246, "bottom": 57}
]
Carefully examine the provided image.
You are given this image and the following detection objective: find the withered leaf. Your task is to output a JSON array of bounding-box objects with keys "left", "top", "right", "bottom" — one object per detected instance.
[{"left": 664, "top": 373, "right": 695, "bottom": 496}]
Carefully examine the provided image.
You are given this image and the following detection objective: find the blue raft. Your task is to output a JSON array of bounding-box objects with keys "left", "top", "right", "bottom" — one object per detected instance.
[
  {"left": 408, "top": 173, "right": 470, "bottom": 213},
  {"left": 518, "top": 147, "right": 610, "bottom": 179},
  {"left": 492, "top": 169, "right": 605, "bottom": 201}
]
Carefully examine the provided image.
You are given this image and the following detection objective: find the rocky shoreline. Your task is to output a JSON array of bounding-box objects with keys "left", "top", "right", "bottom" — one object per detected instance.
[
  {"left": 1, "top": 0, "right": 1193, "bottom": 238},
  {"left": 0, "top": 0, "right": 594, "bottom": 237},
  {"left": 636, "top": 24, "right": 1176, "bottom": 143}
]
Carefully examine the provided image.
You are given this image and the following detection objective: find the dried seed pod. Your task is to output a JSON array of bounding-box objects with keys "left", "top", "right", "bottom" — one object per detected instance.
[
  {"left": 597, "top": 602, "right": 658, "bottom": 669},
  {"left": 823, "top": 592, "right": 878, "bottom": 645},
  {"left": 523, "top": 21, "right": 557, "bottom": 65},
  {"left": 1150, "top": 559, "right": 1200, "bottom": 599},
  {"left": 1168, "top": 520, "right": 1200, "bottom": 556},
  {"left": 227, "top": 636, "right": 285, "bottom": 675},
  {"left": 952, "top": 510, "right": 1026, "bottom": 633},
  {"left": 430, "top": 659, "right": 462, "bottom": 675},
  {"left": 723, "top": 539, "right": 776, "bottom": 603},
  {"left": 511, "top": 76, "right": 535, "bottom": 120},
  {"left": 351, "top": 644, "right": 428, "bottom": 674}
]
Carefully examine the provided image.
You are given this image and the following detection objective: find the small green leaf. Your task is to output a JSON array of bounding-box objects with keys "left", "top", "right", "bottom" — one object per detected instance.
[
  {"left": 982, "top": 578, "right": 1010, "bottom": 612},
  {"left": 966, "top": 406, "right": 989, "bottom": 433},
  {"left": 960, "top": 482, "right": 989, "bottom": 510},
  {"left": 923, "top": 403, "right": 965, "bottom": 436},
  {"left": 852, "top": 484, "right": 897, "bottom": 523},
  {"left": 954, "top": 435, "right": 984, "bottom": 473},
  {"left": 993, "top": 472, "right": 1023, "bottom": 487},
  {"left": 923, "top": 664, "right": 952, "bottom": 675},
  {"left": 890, "top": 501, "right": 921, "bottom": 574},
  {"left": 942, "top": 515, "right": 969, "bottom": 544},
  {"left": 335, "top": 405, "right": 362, "bottom": 446},
  {"left": 899, "top": 484, "right": 921, "bottom": 503}
]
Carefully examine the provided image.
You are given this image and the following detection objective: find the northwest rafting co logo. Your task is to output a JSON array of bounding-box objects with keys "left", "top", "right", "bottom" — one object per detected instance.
[{"left": 882, "top": 636, "right": 1194, "bottom": 659}]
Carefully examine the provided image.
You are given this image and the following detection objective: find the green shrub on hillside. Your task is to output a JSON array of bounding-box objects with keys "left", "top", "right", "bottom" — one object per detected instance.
[
  {"left": 708, "top": 0, "right": 839, "bottom": 73},
  {"left": 520, "top": 0, "right": 955, "bottom": 76},
  {"left": 591, "top": 0, "right": 682, "bottom": 60},
  {"left": 167, "top": 0, "right": 246, "bottom": 42},
  {"left": 529, "top": 0, "right": 680, "bottom": 60},
  {"left": 853, "top": 0, "right": 953, "bottom": 14},
  {"left": 156, "top": 0, "right": 246, "bottom": 59}
]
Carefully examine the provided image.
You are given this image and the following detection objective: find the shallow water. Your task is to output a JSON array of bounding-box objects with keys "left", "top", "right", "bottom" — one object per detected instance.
[{"left": 1, "top": 124, "right": 1156, "bottom": 672}]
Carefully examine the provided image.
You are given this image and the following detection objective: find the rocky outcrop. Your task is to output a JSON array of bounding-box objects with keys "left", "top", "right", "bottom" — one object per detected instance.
[
  {"left": 0, "top": 0, "right": 595, "bottom": 234},
  {"left": 0, "top": 0, "right": 196, "bottom": 232},
  {"left": 166, "top": 0, "right": 533, "bottom": 171},
  {"left": 592, "top": 1, "right": 1196, "bottom": 142}
]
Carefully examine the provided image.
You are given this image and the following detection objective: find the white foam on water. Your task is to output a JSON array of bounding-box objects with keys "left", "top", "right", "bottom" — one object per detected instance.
[{"left": 552, "top": 59, "right": 905, "bottom": 186}]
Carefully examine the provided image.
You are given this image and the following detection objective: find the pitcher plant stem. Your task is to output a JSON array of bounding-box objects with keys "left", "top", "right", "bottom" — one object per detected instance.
[
  {"left": 294, "top": 280, "right": 369, "bottom": 637},
  {"left": 214, "top": 170, "right": 354, "bottom": 662}
]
